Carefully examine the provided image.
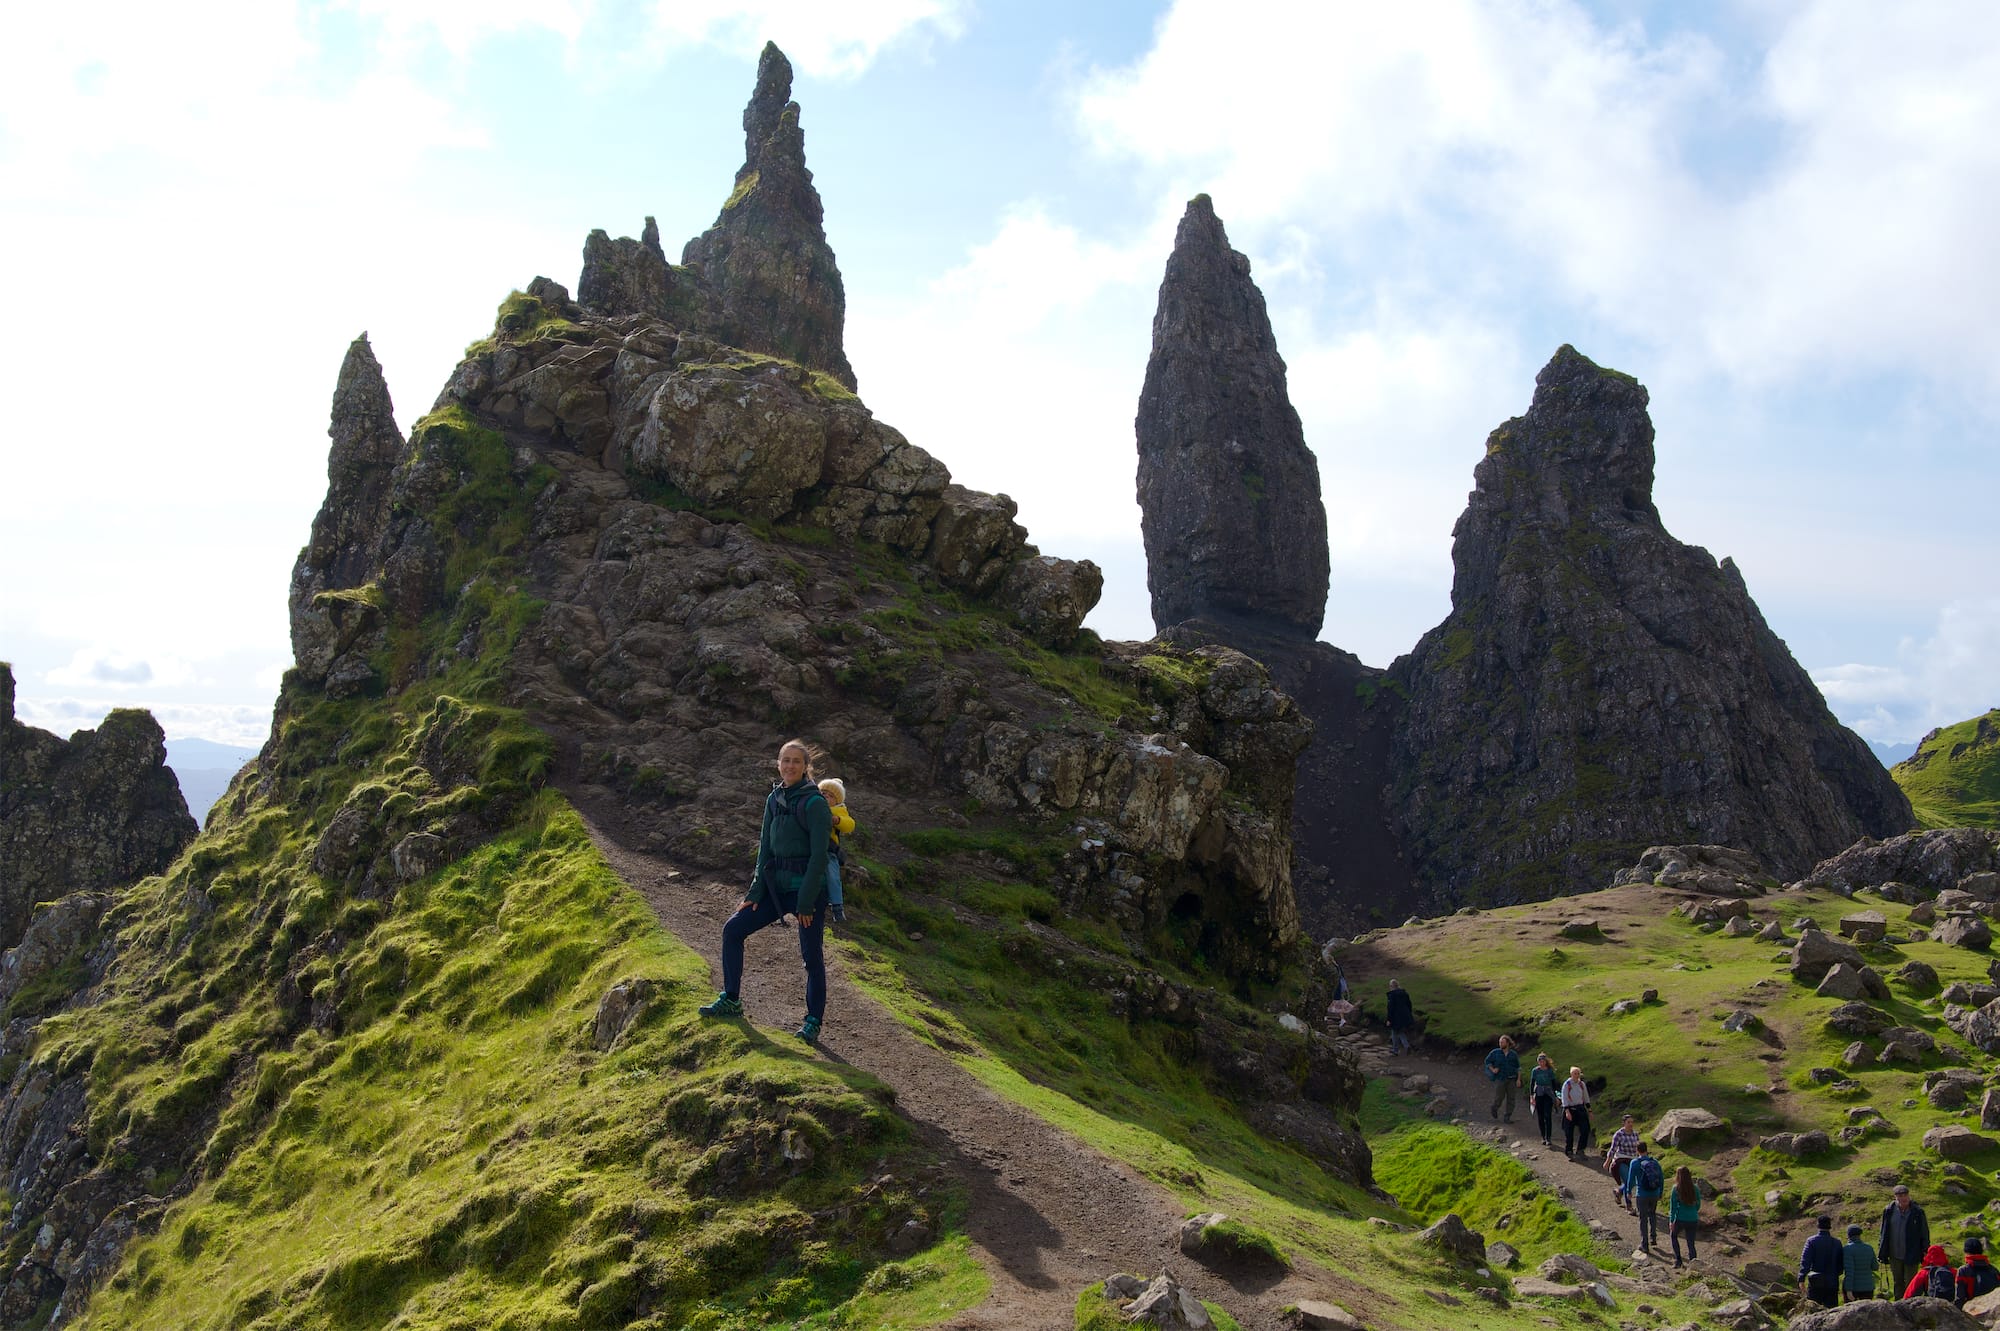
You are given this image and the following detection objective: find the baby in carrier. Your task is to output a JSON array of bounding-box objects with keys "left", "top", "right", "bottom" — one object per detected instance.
[{"left": 819, "top": 778, "right": 855, "bottom": 922}]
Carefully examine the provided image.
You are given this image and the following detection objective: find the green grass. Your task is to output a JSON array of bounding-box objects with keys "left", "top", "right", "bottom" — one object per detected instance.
[{"left": 1895, "top": 709, "right": 2000, "bottom": 829}]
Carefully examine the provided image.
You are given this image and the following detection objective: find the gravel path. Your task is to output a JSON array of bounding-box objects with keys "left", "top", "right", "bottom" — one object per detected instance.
[{"left": 573, "top": 793, "right": 1356, "bottom": 1329}]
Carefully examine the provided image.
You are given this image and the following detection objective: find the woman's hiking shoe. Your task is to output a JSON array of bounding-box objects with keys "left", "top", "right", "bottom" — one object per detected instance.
[
  {"left": 796, "top": 1015, "right": 823, "bottom": 1045},
  {"left": 699, "top": 993, "right": 744, "bottom": 1019}
]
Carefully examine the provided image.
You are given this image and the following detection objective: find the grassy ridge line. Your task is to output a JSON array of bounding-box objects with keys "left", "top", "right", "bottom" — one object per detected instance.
[
  {"left": 1895, "top": 709, "right": 2000, "bottom": 830},
  {"left": 68, "top": 755, "right": 977, "bottom": 1327},
  {"left": 1348, "top": 884, "right": 2000, "bottom": 1262}
]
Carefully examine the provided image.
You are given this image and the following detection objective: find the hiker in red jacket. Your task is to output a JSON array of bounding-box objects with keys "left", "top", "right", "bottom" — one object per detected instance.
[
  {"left": 1958, "top": 1236, "right": 2000, "bottom": 1304},
  {"left": 1903, "top": 1244, "right": 1958, "bottom": 1301}
]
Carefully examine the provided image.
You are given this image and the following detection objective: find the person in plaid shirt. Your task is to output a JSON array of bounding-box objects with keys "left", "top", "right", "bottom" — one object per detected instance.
[{"left": 1603, "top": 1115, "right": 1642, "bottom": 1212}]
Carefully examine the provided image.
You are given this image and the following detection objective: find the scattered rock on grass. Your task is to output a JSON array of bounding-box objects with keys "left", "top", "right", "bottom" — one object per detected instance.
[
  {"left": 1723, "top": 1009, "right": 1763, "bottom": 1033},
  {"left": 1722, "top": 915, "right": 1758, "bottom": 937},
  {"left": 1983, "top": 1089, "right": 2000, "bottom": 1133},
  {"left": 1925, "top": 1125, "right": 1995, "bottom": 1158},
  {"left": 1759, "top": 1130, "right": 1832, "bottom": 1158},
  {"left": 1786, "top": 1295, "right": 1987, "bottom": 1328},
  {"left": 1898, "top": 960, "right": 1941, "bottom": 990},
  {"left": 1486, "top": 1240, "right": 1520, "bottom": 1268},
  {"left": 1559, "top": 918, "right": 1604, "bottom": 941},
  {"left": 1792, "top": 931, "right": 1866, "bottom": 984},
  {"left": 1539, "top": 1253, "right": 1603, "bottom": 1283},
  {"left": 1826, "top": 1003, "right": 1894, "bottom": 1037},
  {"left": 1654, "top": 1108, "right": 1730, "bottom": 1148},
  {"left": 1513, "top": 1277, "right": 1587, "bottom": 1301},
  {"left": 1936, "top": 914, "right": 1993, "bottom": 951},
  {"left": 1839, "top": 910, "right": 1889, "bottom": 940},
  {"left": 1283, "top": 1300, "right": 1365, "bottom": 1330},
  {"left": 1418, "top": 1213, "right": 1486, "bottom": 1265},
  {"left": 1924, "top": 1069, "right": 1985, "bottom": 1109},
  {"left": 1114, "top": 1273, "right": 1213, "bottom": 1330}
]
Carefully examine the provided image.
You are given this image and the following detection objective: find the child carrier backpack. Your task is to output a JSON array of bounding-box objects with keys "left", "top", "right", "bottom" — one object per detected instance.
[
  {"left": 1632, "top": 1157, "right": 1663, "bottom": 1194},
  {"left": 1926, "top": 1264, "right": 1958, "bottom": 1300}
]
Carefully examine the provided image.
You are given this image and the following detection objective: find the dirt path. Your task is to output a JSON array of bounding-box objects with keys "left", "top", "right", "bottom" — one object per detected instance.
[
  {"left": 573, "top": 796, "right": 1347, "bottom": 1330},
  {"left": 1370, "top": 1041, "right": 1726, "bottom": 1290}
]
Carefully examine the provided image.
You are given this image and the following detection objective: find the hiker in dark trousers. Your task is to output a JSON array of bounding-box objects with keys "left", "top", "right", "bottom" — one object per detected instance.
[
  {"left": 1559, "top": 1066, "right": 1591, "bottom": 1158},
  {"left": 1800, "top": 1215, "right": 1843, "bottom": 1308},
  {"left": 1668, "top": 1167, "right": 1702, "bottom": 1269},
  {"left": 1528, "top": 1052, "right": 1559, "bottom": 1147},
  {"left": 1485, "top": 1034, "right": 1521, "bottom": 1122},
  {"left": 1879, "top": 1183, "right": 1930, "bottom": 1298},
  {"left": 1385, "top": 978, "right": 1415, "bottom": 1055},
  {"left": 1628, "top": 1143, "right": 1664, "bottom": 1253},
  {"left": 1959, "top": 1236, "right": 2000, "bottom": 1304},
  {"left": 699, "top": 739, "right": 834, "bottom": 1045},
  {"left": 1841, "top": 1224, "right": 1878, "bottom": 1301}
]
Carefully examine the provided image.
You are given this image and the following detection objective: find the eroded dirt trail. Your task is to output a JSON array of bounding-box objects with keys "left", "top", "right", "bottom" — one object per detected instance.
[{"left": 576, "top": 798, "right": 1351, "bottom": 1329}]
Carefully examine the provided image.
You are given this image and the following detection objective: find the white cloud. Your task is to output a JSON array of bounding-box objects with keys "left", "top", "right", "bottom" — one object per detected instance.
[
  {"left": 639, "top": 0, "right": 967, "bottom": 78},
  {"left": 1073, "top": 0, "right": 2000, "bottom": 396},
  {"left": 45, "top": 647, "right": 199, "bottom": 690},
  {"left": 1814, "top": 598, "right": 2000, "bottom": 743}
]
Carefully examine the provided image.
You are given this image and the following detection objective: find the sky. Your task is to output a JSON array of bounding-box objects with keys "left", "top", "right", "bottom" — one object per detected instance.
[{"left": 2, "top": 0, "right": 1995, "bottom": 751}]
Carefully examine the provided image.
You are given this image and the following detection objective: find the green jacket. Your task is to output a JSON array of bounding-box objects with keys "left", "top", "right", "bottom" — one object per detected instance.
[{"left": 749, "top": 779, "right": 832, "bottom": 914}]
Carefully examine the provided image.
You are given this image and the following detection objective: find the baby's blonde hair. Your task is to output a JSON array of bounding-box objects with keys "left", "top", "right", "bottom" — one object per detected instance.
[{"left": 818, "top": 777, "right": 846, "bottom": 803}]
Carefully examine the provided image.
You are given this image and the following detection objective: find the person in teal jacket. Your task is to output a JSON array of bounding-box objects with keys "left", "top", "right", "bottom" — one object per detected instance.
[
  {"left": 1841, "top": 1223, "right": 1878, "bottom": 1301},
  {"left": 1667, "top": 1166, "right": 1703, "bottom": 1269},
  {"left": 700, "top": 739, "right": 834, "bottom": 1044}
]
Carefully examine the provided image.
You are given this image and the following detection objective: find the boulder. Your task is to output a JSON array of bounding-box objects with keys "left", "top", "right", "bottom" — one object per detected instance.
[
  {"left": 1179, "top": 1213, "right": 1285, "bottom": 1270},
  {"left": 1512, "top": 1278, "right": 1588, "bottom": 1301},
  {"left": 1935, "top": 914, "right": 1992, "bottom": 951},
  {"left": 1759, "top": 1131, "right": 1831, "bottom": 1158},
  {"left": 1724, "top": 1009, "right": 1763, "bottom": 1033},
  {"left": 1839, "top": 910, "right": 1889, "bottom": 940},
  {"left": 1120, "top": 1273, "right": 1214, "bottom": 1330},
  {"left": 1283, "top": 1301, "right": 1365, "bottom": 1331},
  {"left": 1910, "top": 901, "right": 1938, "bottom": 924},
  {"left": 1806, "top": 828, "right": 2000, "bottom": 896},
  {"left": 1679, "top": 897, "right": 1753, "bottom": 925},
  {"left": 1793, "top": 931, "right": 1867, "bottom": 985},
  {"left": 1653, "top": 1108, "right": 1730, "bottom": 1149},
  {"left": 1923, "top": 1125, "right": 1994, "bottom": 1158},
  {"left": 995, "top": 555, "right": 1103, "bottom": 649},
  {"left": 1559, "top": 918, "right": 1604, "bottom": 940},
  {"left": 1486, "top": 1240, "right": 1520, "bottom": 1268},
  {"left": 1784, "top": 1298, "right": 1983, "bottom": 1329},
  {"left": 1722, "top": 914, "right": 1759, "bottom": 937},
  {"left": 1898, "top": 960, "right": 1941, "bottom": 991},
  {"left": 1983, "top": 1088, "right": 2000, "bottom": 1133},
  {"left": 1538, "top": 1253, "right": 1603, "bottom": 1283},
  {"left": 1817, "top": 964, "right": 1871, "bottom": 1000},
  {"left": 1924, "top": 1069, "right": 1985, "bottom": 1110},
  {"left": 1418, "top": 1213, "right": 1486, "bottom": 1265},
  {"left": 1826, "top": 1003, "right": 1894, "bottom": 1038},
  {"left": 1608, "top": 998, "right": 1642, "bottom": 1016}
]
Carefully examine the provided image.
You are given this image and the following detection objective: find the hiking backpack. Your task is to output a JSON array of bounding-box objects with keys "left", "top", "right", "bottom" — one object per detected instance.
[
  {"left": 1965, "top": 1261, "right": 2000, "bottom": 1301},
  {"left": 1632, "top": 1157, "right": 1663, "bottom": 1194},
  {"left": 1926, "top": 1264, "right": 1958, "bottom": 1300}
]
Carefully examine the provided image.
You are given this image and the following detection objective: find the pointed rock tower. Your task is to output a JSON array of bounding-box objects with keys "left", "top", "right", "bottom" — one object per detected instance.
[
  {"left": 1389, "top": 345, "right": 1911, "bottom": 903},
  {"left": 680, "top": 42, "right": 857, "bottom": 390},
  {"left": 288, "top": 334, "right": 405, "bottom": 696},
  {"left": 1136, "top": 195, "right": 1329, "bottom": 638}
]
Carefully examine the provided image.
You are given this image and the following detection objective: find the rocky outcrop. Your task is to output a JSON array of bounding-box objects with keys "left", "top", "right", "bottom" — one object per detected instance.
[
  {"left": 1804, "top": 828, "right": 2000, "bottom": 896},
  {"left": 1388, "top": 345, "right": 1911, "bottom": 904},
  {"left": 0, "top": 664, "right": 195, "bottom": 953},
  {"left": 1136, "top": 195, "right": 1328, "bottom": 639},
  {"left": 579, "top": 44, "right": 855, "bottom": 391}
]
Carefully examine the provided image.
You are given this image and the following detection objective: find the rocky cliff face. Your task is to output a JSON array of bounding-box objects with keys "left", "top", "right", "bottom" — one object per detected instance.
[
  {"left": 1387, "top": 345, "right": 1911, "bottom": 904},
  {"left": 1136, "top": 196, "right": 1329, "bottom": 639},
  {"left": 579, "top": 42, "right": 855, "bottom": 391},
  {"left": 0, "top": 664, "right": 194, "bottom": 953}
]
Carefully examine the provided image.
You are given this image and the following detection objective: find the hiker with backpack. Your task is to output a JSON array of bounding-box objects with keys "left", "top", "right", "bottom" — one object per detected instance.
[
  {"left": 818, "top": 777, "right": 853, "bottom": 923},
  {"left": 1903, "top": 1244, "right": 1959, "bottom": 1301},
  {"left": 699, "top": 739, "right": 835, "bottom": 1045},
  {"left": 1628, "top": 1143, "right": 1665, "bottom": 1253},
  {"left": 1800, "top": 1216, "right": 1844, "bottom": 1307},
  {"left": 1958, "top": 1236, "right": 1999, "bottom": 1304}
]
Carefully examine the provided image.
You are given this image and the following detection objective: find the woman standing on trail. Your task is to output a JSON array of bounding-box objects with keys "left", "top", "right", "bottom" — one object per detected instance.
[
  {"left": 699, "top": 739, "right": 834, "bottom": 1045},
  {"left": 1668, "top": 1166, "right": 1703, "bottom": 1269},
  {"left": 1559, "top": 1065, "right": 1592, "bottom": 1160}
]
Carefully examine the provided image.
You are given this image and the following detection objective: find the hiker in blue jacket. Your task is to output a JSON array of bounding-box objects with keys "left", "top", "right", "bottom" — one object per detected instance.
[
  {"left": 1628, "top": 1143, "right": 1665, "bottom": 1253},
  {"left": 1799, "top": 1215, "right": 1844, "bottom": 1308},
  {"left": 700, "top": 739, "right": 834, "bottom": 1044},
  {"left": 1484, "top": 1034, "right": 1522, "bottom": 1122}
]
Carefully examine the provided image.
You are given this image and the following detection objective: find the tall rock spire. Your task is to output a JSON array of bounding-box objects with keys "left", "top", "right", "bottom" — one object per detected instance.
[
  {"left": 679, "top": 42, "right": 857, "bottom": 390},
  {"left": 1135, "top": 195, "right": 1329, "bottom": 638},
  {"left": 1389, "top": 345, "right": 1911, "bottom": 903},
  {"left": 288, "top": 334, "right": 405, "bottom": 686}
]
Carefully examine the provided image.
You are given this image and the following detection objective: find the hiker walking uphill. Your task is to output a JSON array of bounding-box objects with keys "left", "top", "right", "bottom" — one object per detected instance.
[
  {"left": 1385, "top": 978, "right": 1415, "bottom": 1055},
  {"left": 1879, "top": 1183, "right": 1930, "bottom": 1298},
  {"left": 700, "top": 740, "right": 835, "bottom": 1044},
  {"left": 1800, "top": 1216, "right": 1844, "bottom": 1307},
  {"left": 1628, "top": 1142, "right": 1664, "bottom": 1253},
  {"left": 1559, "top": 1065, "right": 1592, "bottom": 1159},
  {"left": 1484, "top": 1035, "right": 1521, "bottom": 1122},
  {"left": 1841, "top": 1224, "right": 1878, "bottom": 1302},
  {"left": 1603, "top": 1114, "right": 1641, "bottom": 1211}
]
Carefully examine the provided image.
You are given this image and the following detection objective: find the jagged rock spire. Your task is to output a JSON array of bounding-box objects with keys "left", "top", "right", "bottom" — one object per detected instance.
[
  {"left": 288, "top": 335, "right": 405, "bottom": 682},
  {"left": 1389, "top": 344, "right": 1911, "bottom": 904},
  {"left": 1135, "top": 195, "right": 1329, "bottom": 639},
  {"left": 680, "top": 42, "right": 857, "bottom": 390}
]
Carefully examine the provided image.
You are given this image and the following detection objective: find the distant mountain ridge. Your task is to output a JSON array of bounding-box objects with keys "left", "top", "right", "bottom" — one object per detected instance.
[{"left": 164, "top": 736, "right": 258, "bottom": 825}]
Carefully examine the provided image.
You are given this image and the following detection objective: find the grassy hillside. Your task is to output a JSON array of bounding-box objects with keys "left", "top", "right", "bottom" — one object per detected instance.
[
  {"left": 1347, "top": 881, "right": 2000, "bottom": 1265},
  {"left": 1896, "top": 709, "right": 2000, "bottom": 829}
]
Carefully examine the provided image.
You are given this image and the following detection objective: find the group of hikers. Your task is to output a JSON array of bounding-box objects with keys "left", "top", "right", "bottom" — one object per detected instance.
[{"left": 1796, "top": 1187, "right": 1999, "bottom": 1306}]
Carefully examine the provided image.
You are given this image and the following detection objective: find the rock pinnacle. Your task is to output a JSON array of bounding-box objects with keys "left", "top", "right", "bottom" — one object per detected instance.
[{"left": 1135, "top": 195, "right": 1329, "bottom": 638}]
